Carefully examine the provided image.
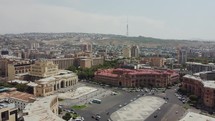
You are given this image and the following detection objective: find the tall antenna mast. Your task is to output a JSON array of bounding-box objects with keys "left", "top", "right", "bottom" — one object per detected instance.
[{"left": 126, "top": 16, "right": 129, "bottom": 36}]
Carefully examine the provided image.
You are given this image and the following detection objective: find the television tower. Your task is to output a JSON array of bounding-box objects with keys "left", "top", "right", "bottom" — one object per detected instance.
[{"left": 126, "top": 17, "right": 129, "bottom": 36}]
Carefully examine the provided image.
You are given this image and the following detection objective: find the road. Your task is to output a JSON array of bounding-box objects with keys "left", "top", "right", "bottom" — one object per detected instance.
[
  {"left": 59, "top": 82, "right": 186, "bottom": 121},
  {"left": 75, "top": 90, "right": 143, "bottom": 121},
  {"left": 145, "top": 86, "right": 186, "bottom": 121}
]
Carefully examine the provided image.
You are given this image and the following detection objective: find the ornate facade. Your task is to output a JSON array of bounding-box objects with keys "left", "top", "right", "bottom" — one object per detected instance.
[
  {"left": 28, "top": 60, "right": 78, "bottom": 97},
  {"left": 94, "top": 68, "right": 179, "bottom": 88},
  {"left": 182, "top": 73, "right": 215, "bottom": 108}
]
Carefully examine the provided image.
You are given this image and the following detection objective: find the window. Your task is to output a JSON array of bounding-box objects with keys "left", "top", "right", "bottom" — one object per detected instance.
[{"left": 1, "top": 111, "right": 9, "bottom": 120}]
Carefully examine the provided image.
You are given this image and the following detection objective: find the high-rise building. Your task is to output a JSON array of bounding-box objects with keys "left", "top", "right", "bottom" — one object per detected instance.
[
  {"left": 131, "top": 45, "right": 139, "bottom": 58},
  {"left": 122, "top": 46, "right": 131, "bottom": 58},
  {"left": 81, "top": 43, "right": 92, "bottom": 52},
  {"left": 178, "top": 49, "right": 187, "bottom": 64}
]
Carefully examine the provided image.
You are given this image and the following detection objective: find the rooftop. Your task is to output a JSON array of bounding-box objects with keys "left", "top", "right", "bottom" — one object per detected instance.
[
  {"left": 186, "top": 62, "right": 215, "bottom": 66},
  {"left": 23, "top": 95, "right": 64, "bottom": 121},
  {"left": 37, "top": 70, "right": 77, "bottom": 84},
  {"left": 180, "top": 112, "right": 215, "bottom": 121},
  {"left": 184, "top": 74, "right": 215, "bottom": 89},
  {"left": 0, "top": 91, "right": 36, "bottom": 103},
  {"left": 0, "top": 102, "right": 16, "bottom": 109},
  {"left": 9, "top": 79, "right": 28, "bottom": 84},
  {"left": 96, "top": 68, "right": 178, "bottom": 77}
]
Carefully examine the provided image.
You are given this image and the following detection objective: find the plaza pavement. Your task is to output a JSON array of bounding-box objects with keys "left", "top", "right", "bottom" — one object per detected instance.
[
  {"left": 58, "top": 86, "right": 97, "bottom": 99},
  {"left": 110, "top": 96, "right": 165, "bottom": 121}
]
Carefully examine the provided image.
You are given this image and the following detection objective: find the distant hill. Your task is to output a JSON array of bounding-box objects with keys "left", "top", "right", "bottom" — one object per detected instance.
[{"left": 1, "top": 32, "right": 214, "bottom": 47}]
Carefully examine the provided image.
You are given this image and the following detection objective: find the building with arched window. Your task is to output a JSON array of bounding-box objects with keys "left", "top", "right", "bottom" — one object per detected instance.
[
  {"left": 27, "top": 60, "right": 78, "bottom": 97},
  {"left": 182, "top": 71, "right": 215, "bottom": 108},
  {"left": 94, "top": 68, "right": 179, "bottom": 88}
]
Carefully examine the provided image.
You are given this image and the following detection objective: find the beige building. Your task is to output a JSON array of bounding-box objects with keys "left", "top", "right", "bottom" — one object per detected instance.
[
  {"left": 23, "top": 95, "right": 63, "bottom": 121},
  {"left": 92, "top": 57, "right": 104, "bottom": 66},
  {"left": 122, "top": 46, "right": 131, "bottom": 58},
  {"left": 0, "top": 91, "right": 36, "bottom": 110},
  {"left": 80, "top": 59, "right": 92, "bottom": 68},
  {"left": 28, "top": 60, "right": 78, "bottom": 97},
  {"left": 141, "top": 57, "right": 165, "bottom": 67},
  {"left": 7, "top": 62, "right": 31, "bottom": 81},
  {"left": 0, "top": 58, "right": 10, "bottom": 77},
  {"left": 131, "top": 45, "right": 139, "bottom": 58},
  {"left": 49, "top": 58, "right": 74, "bottom": 69},
  {"left": 0, "top": 103, "right": 18, "bottom": 121},
  {"left": 29, "top": 60, "right": 58, "bottom": 78},
  {"left": 0, "top": 58, "right": 31, "bottom": 81}
]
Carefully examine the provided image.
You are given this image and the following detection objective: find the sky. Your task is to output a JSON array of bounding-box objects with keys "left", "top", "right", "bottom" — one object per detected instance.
[{"left": 0, "top": 0, "right": 215, "bottom": 40}]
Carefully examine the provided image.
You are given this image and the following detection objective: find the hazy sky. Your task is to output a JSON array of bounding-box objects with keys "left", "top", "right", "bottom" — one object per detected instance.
[{"left": 0, "top": 0, "right": 215, "bottom": 40}]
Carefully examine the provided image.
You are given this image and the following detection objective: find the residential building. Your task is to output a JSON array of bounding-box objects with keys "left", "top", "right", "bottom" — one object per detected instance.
[
  {"left": 180, "top": 112, "right": 215, "bottom": 121},
  {"left": 0, "top": 58, "right": 31, "bottom": 81},
  {"left": 0, "top": 91, "right": 36, "bottom": 110},
  {"left": 0, "top": 102, "right": 18, "bottom": 121},
  {"left": 122, "top": 46, "right": 131, "bottom": 58},
  {"left": 94, "top": 68, "right": 179, "bottom": 88},
  {"left": 92, "top": 57, "right": 104, "bottom": 66},
  {"left": 0, "top": 58, "right": 10, "bottom": 77},
  {"left": 186, "top": 62, "right": 215, "bottom": 73},
  {"left": 131, "top": 45, "right": 139, "bottom": 58},
  {"left": 49, "top": 58, "right": 74, "bottom": 69},
  {"left": 7, "top": 62, "right": 31, "bottom": 81},
  {"left": 141, "top": 57, "right": 165, "bottom": 67},
  {"left": 81, "top": 43, "right": 92, "bottom": 52},
  {"left": 182, "top": 71, "right": 215, "bottom": 107},
  {"left": 23, "top": 95, "right": 63, "bottom": 121},
  {"left": 178, "top": 49, "right": 187, "bottom": 64},
  {"left": 80, "top": 59, "right": 92, "bottom": 68}
]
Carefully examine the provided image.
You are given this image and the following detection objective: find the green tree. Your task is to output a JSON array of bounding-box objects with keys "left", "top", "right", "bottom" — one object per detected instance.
[
  {"left": 67, "top": 66, "right": 77, "bottom": 72},
  {"left": 178, "top": 88, "right": 187, "bottom": 95},
  {"left": 58, "top": 108, "right": 62, "bottom": 114},
  {"left": 62, "top": 112, "right": 71, "bottom": 121},
  {"left": 189, "top": 95, "right": 198, "bottom": 101},
  {"left": 68, "top": 59, "right": 120, "bottom": 80},
  {"left": 15, "top": 84, "right": 28, "bottom": 92}
]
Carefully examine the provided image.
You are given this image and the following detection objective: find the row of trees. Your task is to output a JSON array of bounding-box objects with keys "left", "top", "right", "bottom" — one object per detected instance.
[
  {"left": 188, "top": 57, "right": 215, "bottom": 64},
  {"left": 0, "top": 82, "right": 28, "bottom": 92},
  {"left": 67, "top": 60, "right": 119, "bottom": 80}
]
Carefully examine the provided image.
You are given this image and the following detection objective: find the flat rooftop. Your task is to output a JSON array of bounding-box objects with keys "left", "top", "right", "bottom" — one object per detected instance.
[
  {"left": 0, "top": 91, "right": 36, "bottom": 103},
  {"left": 180, "top": 112, "right": 215, "bottom": 121},
  {"left": 37, "top": 70, "right": 77, "bottom": 84},
  {"left": 23, "top": 95, "right": 64, "bottom": 121},
  {"left": 184, "top": 74, "right": 215, "bottom": 89}
]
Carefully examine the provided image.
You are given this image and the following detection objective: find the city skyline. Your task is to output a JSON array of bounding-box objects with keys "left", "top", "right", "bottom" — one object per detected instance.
[{"left": 0, "top": 0, "right": 215, "bottom": 40}]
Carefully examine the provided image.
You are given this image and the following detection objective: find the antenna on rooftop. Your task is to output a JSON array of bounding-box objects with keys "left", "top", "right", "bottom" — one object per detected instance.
[{"left": 126, "top": 16, "right": 129, "bottom": 36}]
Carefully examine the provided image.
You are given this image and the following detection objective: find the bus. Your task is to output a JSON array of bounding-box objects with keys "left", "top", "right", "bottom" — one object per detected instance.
[{"left": 92, "top": 99, "right": 101, "bottom": 104}]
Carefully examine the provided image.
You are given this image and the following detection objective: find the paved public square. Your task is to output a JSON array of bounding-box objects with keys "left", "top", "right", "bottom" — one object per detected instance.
[
  {"left": 110, "top": 96, "right": 165, "bottom": 121},
  {"left": 58, "top": 86, "right": 97, "bottom": 99}
]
